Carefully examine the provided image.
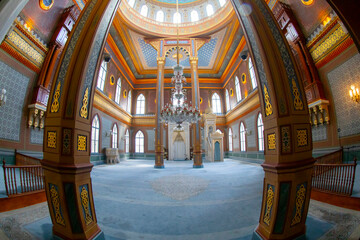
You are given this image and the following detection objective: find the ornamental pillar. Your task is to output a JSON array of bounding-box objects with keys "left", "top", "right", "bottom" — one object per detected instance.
[
  {"left": 230, "top": 0, "right": 315, "bottom": 239},
  {"left": 190, "top": 56, "right": 203, "bottom": 168},
  {"left": 155, "top": 56, "right": 166, "bottom": 168},
  {"left": 41, "top": 0, "right": 121, "bottom": 239}
]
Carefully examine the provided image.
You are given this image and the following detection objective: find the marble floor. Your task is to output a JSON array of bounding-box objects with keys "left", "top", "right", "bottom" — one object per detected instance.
[{"left": 0, "top": 159, "right": 359, "bottom": 240}]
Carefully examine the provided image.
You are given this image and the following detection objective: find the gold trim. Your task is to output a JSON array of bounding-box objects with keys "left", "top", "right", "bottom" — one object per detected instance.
[{"left": 39, "top": 0, "right": 54, "bottom": 11}]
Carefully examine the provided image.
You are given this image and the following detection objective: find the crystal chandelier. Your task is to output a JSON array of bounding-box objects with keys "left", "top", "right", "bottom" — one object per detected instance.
[
  {"left": 160, "top": 65, "right": 201, "bottom": 130},
  {"left": 160, "top": 0, "right": 201, "bottom": 130}
]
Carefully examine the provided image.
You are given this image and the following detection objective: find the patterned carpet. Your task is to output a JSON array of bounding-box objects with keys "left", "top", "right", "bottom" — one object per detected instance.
[{"left": 0, "top": 159, "right": 358, "bottom": 240}]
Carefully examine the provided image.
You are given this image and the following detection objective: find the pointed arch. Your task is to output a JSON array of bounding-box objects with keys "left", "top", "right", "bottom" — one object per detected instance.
[
  {"left": 235, "top": 76, "right": 241, "bottom": 102},
  {"left": 91, "top": 115, "right": 100, "bottom": 153},
  {"left": 136, "top": 93, "right": 145, "bottom": 114},
  {"left": 257, "top": 113, "right": 264, "bottom": 151},
  {"left": 115, "top": 78, "right": 121, "bottom": 104},
  {"left": 125, "top": 129, "right": 130, "bottom": 153},
  {"left": 135, "top": 130, "right": 144, "bottom": 153},
  {"left": 191, "top": 10, "right": 199, "bottom": 22},
  {"left": 239, "top": 122, "right": 246, "bottom": 152},
  {"left": 96, "top": 61, "right": 107, "bottom": 91},
  {"left": 228, "top": 128, "right": 233, "bottom": 152}
]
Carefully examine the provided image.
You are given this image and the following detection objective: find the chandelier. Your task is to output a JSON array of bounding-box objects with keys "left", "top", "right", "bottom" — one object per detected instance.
[
  {"left": 160, "top": 0, "right": 201, "bottom": 130},
  {"left": 160, "top": 64, "right": 201, "bottom": 130}
]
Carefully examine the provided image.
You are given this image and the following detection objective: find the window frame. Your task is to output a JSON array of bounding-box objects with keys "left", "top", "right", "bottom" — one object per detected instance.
[
  {"left": 115, "top": 78, "right": 121, "bottom": 104},
  {"left": 140, "top": 5, "right": 148, "bottom": 17},
  {"left": 235, "top": 76, "right": 241, "bottom": 102},
  {"left": 91, "top": 115, "right": 100, "bottom": 153},
  {"left": 206, "top": 4, "right": 214, "bottom": 16},
  {"left": 228, "top": 128, "right": 233, "bottom": 152},
  {"left": 125, "top": 129, "right": 130, "bottom": 153},
  {"left": 127, "top": 90, "right": 132, "bottom": 113},
  {"left": 136, "top": 93, "right": 145, "bottom": 114},
  {"left": 190, "top": 10, "right": 199, "bottom": 22},
  {"left": 240, "top": 122, "right": 246, "bottom": 152},
  {"left": 173, "top": 12, "right": 181, "bottom": 24},
  {"left": 225, "top": 89, "right": 230, "bottom": 112},
  {"left": 135, "top": 130, "right": 144, "bottom": 153},
  {"left": 156, "top": 10, "right": 164, "bottom": 22},
  {"left": 257, "top": 113, "right": 264, "bottom": 151},
  {"left": 112, "top": 124, "right": 118, "bottom": 148},
  {"left": 212, "top": 92, "right": 221, "bottom": 114},
  {"left": 249, "top": 58, "right": 258, "bottom": 89},
  {"left": 96, "top": 61, "right": 107, "bottom": 91}
]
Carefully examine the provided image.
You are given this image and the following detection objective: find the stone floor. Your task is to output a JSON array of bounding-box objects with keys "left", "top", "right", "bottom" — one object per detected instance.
[{"left": 0, "top": 159, "right": 359, "bottom": 240}]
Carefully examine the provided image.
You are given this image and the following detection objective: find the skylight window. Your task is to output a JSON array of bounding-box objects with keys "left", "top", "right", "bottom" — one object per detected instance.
[
  {"left": 206, "top": 4, "right": 214, "bottom": 16},
  {"left": 140, "top": 5, "right": 148, "bottom": 17}
]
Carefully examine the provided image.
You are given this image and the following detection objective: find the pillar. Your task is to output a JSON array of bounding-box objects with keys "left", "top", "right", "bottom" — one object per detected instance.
[
  {"left": 231, "top": 0, "right": 315, "bottom": 239},
  {"left": 42, "top": 0, "right": 121, "bottom": 239},
  {"left": 154, "top": 56, "right": 166, "bottom": 168},
  {"left": 190, "top": 56, "right": 203, "bottom": 168}
]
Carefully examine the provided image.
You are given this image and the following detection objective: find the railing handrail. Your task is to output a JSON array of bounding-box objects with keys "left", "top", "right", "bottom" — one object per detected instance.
[
  {"left": 4, "top": 164, "right": 42, "bottom": 168},
  {"left": 15, "top": 152, "right": 42, "bottom": 162},
  {"left": 313, "top": 163, "right": 356, "bottom": 167},
  {"left": 314, "top": 148, "right": 343, "bottom": 161}
]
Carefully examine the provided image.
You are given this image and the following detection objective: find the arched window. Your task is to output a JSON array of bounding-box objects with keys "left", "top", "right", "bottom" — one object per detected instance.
[
  {"left": 257, "top": 113, "right": 264, "bottom": 151},
  {"left": 140, "top": 5, "right": 148, "bottom": 17},
  {"left": 128, "top": 0, "right": 135, "bottom": 8},
  {"left": 127, "top": 90, "right": 132, "bottom": 113},
  {"left": 225, "top": 89, "right": 230, "bottom": 112},
  {"left": 191, "top": 10, "right": 199, "bottom": 22},
  {"left": 235, "top": 76, "right": 241, "bottom": 102},
  {"left": 125, "top": 129, "right": 130, "bottom": 153},
  {"left": 240, "top": 122, "right": 246, "bottom": 151},
  {"left": 135, "top": 131, "right": 144, "bottom": 153},
  {"left": 228, "top": 128, "right": 233, "bottom": 152},
  {"left": 112, "top": 124, "right": 118, "bottom": 148},
  {"left": 212, "top": 93, "right": 221, "bottom": 114},
  {"left": 91, "top": 115, "right": 100, "bottom": 153},
  {"left": 156, "top": 10, "right": 164, "bottom": 22},
  {"left": 96, "top": 61, "right": 107, "bottom": 91},
  {"left": 115, "top": 79, "right": 121, "bottom": 104},
  {"left": 173, "top": 12, "right": 181, "bottom": 24},
  {"left": 216, "top": 129, "right": 222, "bottom": 134},
  {"left": 219, "top": 0, "right": 226, "bottom": 7},
  {"left": 249, "top": 58, "right": 257, "bottom": 89},
  {"left": 206, "top": 4, "right": 214, "bottom": 16},
  {"left": 136, "top": 94, "right": 145, "bottom": 114}
]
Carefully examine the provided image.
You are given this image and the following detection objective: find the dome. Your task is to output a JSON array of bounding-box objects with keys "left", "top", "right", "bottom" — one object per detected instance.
[{"left": 122, "top": 0, "right": 229, "bottom": 24}]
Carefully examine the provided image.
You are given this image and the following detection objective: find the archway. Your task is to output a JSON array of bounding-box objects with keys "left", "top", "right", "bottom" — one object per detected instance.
[{"left": 41, "top": 0, "right": 314, "bottom": 239}]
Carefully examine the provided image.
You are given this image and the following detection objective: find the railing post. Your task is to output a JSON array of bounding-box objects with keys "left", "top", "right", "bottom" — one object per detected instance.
[
  {"left": 350, "top": 157, "right": 357, "bottom": 195},
  {"left": 3, "top": 160, "right": 9, "bottom": 196}
]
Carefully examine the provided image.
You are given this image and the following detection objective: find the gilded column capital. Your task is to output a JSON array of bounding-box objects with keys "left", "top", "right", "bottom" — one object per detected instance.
[
  {"left": 157, "top": 57, "right": 166, "bottom": 65},
  {"left": 189, "top": 56, "right": 198, "bottom": 64}
]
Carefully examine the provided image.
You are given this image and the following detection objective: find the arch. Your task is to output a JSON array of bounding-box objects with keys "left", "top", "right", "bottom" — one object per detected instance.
[
  {"left": 156, "top": 10, "right": 164, "bottom": 22},
  {"left": 115, "top": 78, "right": 121, "bottom": 104},
  {"left": 91, "top": 115, "right": 100, "bottom": 153},
  {"left": 140, "top": 5, "right": 148, "bottom": 17},
  {"left": 239, "top": 122, "right": 246, "bottom": 152},
  {"left": 125, "top": 128, "right": 130, "bottom": 153},
  {"left": 216, "top": 129, "right": 223, "bottom": 134},
  {"left": 191, "top": 10, "right": 199, "bottom": 22},
  {"left": 249, "top": 58, "right": 257, "bottom": 89},
  {"left": 135, "top": 130, "right": 144, "bottom": 153},
  {"left": 257, "top": 113, "right": 264, "bottom": 151},
  {"left": 41, "top": 0, "right": 314, "bottom": 239},
  {"left": 112, "top": 123, "right": 118, "bottom": 148},
  {"left": 136, "top": 93, "right": 145, "bottom": 114},
  {"left": 225, "top": 89, "right": 230, "bottom": 112},
  {"left": 206, "top": 4, "right": 214, "bottom": 16},
  {"left": 211, "top": 92, "right": 221, "bottom": 114},
  {"left": 219, "top": 0, "right": 226, "bottom": 7},
  {"left": 96, "top": 60, "right": 107, "bottom": 91},
  {"left": 235, "top": 76, "right": 241, "bottom": 102},
  {"left": 173, "top": 12, "right": 181, "bottom": 24},
  {"left": 228, "top": 127, "right": 233, "bottom": 152}
]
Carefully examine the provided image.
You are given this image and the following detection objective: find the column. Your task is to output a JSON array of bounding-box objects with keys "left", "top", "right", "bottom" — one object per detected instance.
[
  {"left": 42, "top": 0, "right": 121, "bottom": 239},
  {"left": 154, "top": 56, "right": 166, "bottom": 168},
  {"left": 190, "top": 56, "right": 203, "bottom": 168}
]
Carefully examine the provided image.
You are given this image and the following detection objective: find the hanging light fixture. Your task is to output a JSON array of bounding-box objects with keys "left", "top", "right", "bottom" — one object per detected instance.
[{"left": 160, "top": 0, "right": 201, "bottom": 130}]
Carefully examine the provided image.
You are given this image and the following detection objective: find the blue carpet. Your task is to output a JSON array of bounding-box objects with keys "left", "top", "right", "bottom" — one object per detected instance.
[{"left": 22, "top": 160, "right": 335, "bottom": 240}]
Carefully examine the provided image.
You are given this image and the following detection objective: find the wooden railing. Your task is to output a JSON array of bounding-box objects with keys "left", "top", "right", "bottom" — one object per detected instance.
[
  {"left": 312, "top": 148, "right": 357, "bottom": 196},
  {"left": 15, "top": 149, "right": 41, "bottom": 165},
  {"left": 2, "top": 160, "right": 44, "bottom": 197},
  {"left": 314, "top": 149, "right": 343, "bottom": 164}
]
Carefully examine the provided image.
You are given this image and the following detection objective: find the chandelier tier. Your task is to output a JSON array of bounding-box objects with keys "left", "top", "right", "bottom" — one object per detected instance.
[{"left": 160, "top": 64, "right": 201, "bottom": 130}]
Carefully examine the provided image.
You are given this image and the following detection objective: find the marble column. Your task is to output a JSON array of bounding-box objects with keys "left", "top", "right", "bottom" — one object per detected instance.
[
  {"left": 154, "top": 56, "right": 166, "bottom": 168},
  {"left": 190, "top": 56, "right": 203, "bottom": 168}
]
